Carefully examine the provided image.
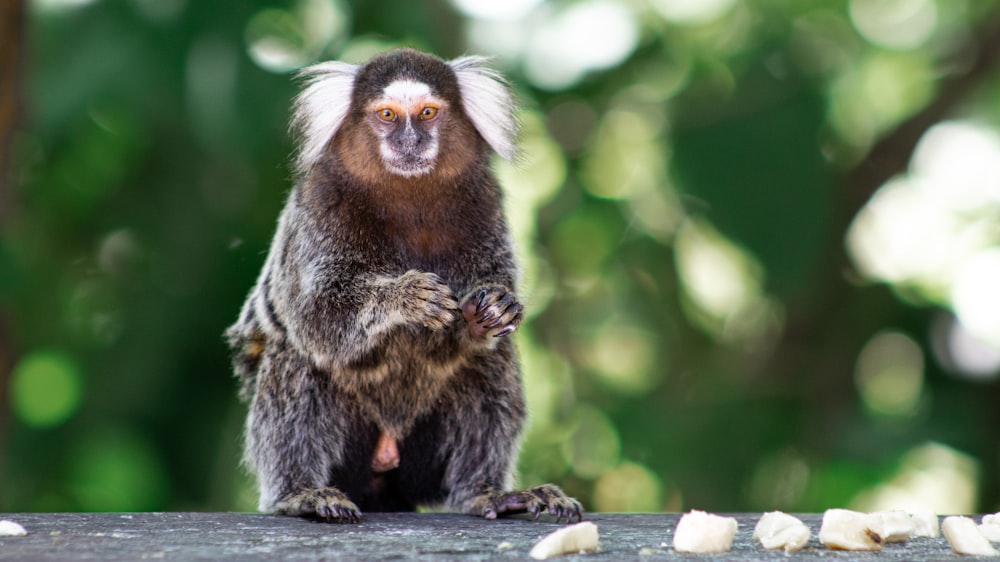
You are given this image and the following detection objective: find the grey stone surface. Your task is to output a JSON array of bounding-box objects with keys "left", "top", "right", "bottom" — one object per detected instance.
[{"left": 0, "top": 512, "right": 975, "bottom": 560}]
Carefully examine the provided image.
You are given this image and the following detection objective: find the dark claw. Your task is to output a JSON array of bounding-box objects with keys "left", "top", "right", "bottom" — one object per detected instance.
[
  {"left": 494, "top": 326, "right": 516, "bottom": 338},
  {"left": 484, "top": 316, "right": 504, "bottom": 329},
  {"left": 477, "top": 310, "right": 497, "bottom": 325}
]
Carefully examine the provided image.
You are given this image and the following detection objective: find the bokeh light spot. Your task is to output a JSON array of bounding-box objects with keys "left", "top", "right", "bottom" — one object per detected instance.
[
  {"left": 850, "top": 442, "right": 977, "bottom": 514},
  {"left": 650, "top": 0, "right": 735, "bottom": 26},
  {"left": 564, "top": 405, "right": 621, "bottom": 479},
  {"left": 246, "top": 0, "right": 350, "bottom": 73},
  {"left": 70, "top": 428, "right": 170, "bottom": 511},
  {"left": 849, "top": 0, "right": 937, "bottom": 50},
  {"left": 32, "top": 0, "right": 96, "bottom": 12},
  {"left": 548, "top": 208, "right": 617, "bottom": 277},
  {"left": 582, "top": 317, "right": 659, "bottom": 394},
  {"left": 952, "top": 250, "right": 1000, "bottom": 349},
  {"left": 746, "top": 449, "right": 809, "bottom": 510},
  {"left": 523, "top": 0, "right": 639, "bottom": 90},
  {"left": 10, "top": 350, "right": 84, "bottom": 428},
  {"left": 449, "top": 0, "right": 542, "bottom": 21},
  {"left": 854, "top": 331, "right": 925, "bottom": 417},
  {"left": 847, "top": 178, "right": 961, "bottom": 292},
  {"left": 931, "top": 312, "right": 1000, "bottom": 381},
  {"left": 674, "top": 217, "right": 780, "bottom": 345},
  {"left": 911, "top": 121, "right": 1000, "bottom": 210},
  {"left": 593, "top": 461, "right": 665, "bottom": 512},
  {"left": 676, "top": 218, "right": 761, "bottom": 320}
]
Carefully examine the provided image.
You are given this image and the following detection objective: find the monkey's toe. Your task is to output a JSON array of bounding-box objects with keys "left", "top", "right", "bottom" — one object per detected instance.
[
  {"left": 273, "top": 487, "right": 362, "bottom": 523},
  {"left": 471, "top": 484, "right": 583, "bottom": 523}
]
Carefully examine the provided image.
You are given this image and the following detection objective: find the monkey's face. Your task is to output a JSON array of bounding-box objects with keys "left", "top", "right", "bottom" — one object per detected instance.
[
  {"left": 292, "top": 49, "right": 516, "bottom": 180},
  {"left": 366, "top": 80, "right": 448, "bottom": 177}
]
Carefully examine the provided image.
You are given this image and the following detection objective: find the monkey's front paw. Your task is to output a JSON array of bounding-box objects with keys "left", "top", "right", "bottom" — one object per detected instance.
[
  {"left": 273, "top": 487, "right": 362, "bottom": 523},
  {"left": 462, "top": 287, "right": 524, "bottom": 339},
  {"left": 469, "top": 484, "right": 583, "bottom": 523},
  {"left": 396, "top": 270, "right": 460, "bottom": 331}
]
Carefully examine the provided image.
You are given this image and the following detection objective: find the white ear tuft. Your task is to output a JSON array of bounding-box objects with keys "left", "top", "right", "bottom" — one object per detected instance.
[
  {"left": 448, "top": 56, "right": 518, "bottom": 160},
  {"left": 291, "top": 61, "right": 360, "bottom": 176}
]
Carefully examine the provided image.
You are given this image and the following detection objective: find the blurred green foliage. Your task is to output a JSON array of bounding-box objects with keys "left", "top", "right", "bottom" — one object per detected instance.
[{"left": 4, "top": 0, "right": 1000, "bottom": 515}]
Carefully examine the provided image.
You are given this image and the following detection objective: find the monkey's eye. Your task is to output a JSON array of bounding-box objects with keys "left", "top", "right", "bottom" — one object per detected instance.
[
  {"left": 419, "top": 106, "right": 439, "bottom": 120},
  {"left": 376, "top": 108, "right": 397, "bottom": 122}
]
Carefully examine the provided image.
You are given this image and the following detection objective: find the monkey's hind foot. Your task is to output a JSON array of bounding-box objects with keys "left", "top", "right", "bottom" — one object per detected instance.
[
  {"left": 468, "top": 484, "right": 583, "bottom": 523},
  {"left": 273, "top": 487, "right": 362, "bottom": 523}
]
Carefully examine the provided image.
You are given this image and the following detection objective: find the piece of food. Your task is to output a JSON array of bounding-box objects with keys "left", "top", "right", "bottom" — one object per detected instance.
[
  {"left": 981, "top": 513, "right": 1000, "bottom": 542},
  {"left": 868, "top": 511, "right": 915, "bottom": 543},
  {"left": 0, "top": 520, "right": 27, "bottom": 537},
  {"left": 753, "top": 511, "right": 810, "bottom": 552},
  {"left": 672, "top": 510, "right": 739, "bottom": 554},
  {"left": 529, "top": 521, "right": 600, "bottom": 560},
  {"left": 942, "top": 516, "right": 999, "bottom": 556},
  {"left": 910, "top": 511, "right": 939, "bottom": 538},
  {"left": 980, "top": 523, "right": 1000, "bottom": 543},
  {"left": 818, "top": 508, "right": 883, "bottom": 551}
]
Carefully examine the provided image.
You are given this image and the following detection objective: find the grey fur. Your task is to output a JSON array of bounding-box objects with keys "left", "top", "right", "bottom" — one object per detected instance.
[{"left": 226, "top": 48, "right": 581, "bottom": 523}]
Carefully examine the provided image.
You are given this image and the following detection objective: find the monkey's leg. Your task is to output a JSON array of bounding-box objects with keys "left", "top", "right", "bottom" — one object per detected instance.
[
  {"left": 245, "top": 345, "right": 362, "bottom": 523},
  {"left": 440, "top": 348, "right": 583, "bottom": 523}
]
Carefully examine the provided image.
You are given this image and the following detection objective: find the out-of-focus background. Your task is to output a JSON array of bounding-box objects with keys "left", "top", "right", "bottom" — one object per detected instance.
[{"left": 3, "top": 0, "right": 1000, "bottom": 515}]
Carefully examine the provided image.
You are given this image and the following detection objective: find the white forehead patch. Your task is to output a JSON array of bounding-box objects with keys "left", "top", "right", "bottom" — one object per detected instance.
[{"left": 383, "top": 80, "right": 432, "bottom": 104}]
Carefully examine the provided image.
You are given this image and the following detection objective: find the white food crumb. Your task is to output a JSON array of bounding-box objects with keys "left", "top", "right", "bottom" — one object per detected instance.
[
  {"left": 943, "top": 516, "right": 999, "bottom": 556},
  {"left": 673, "top": 510, "right": 739, "bottom": 554},
  {"left": 753, "top": 511, "right": 810, "bottom": 552},
  {"left": 910, "top": 511, "right": 939, "bottom": 538},
  {"left": 529, "top": 521, "right": 600, "bottom": 560},
  {"left": 818, "top": 508, "right": 883, "bottom": 551},
  {"left": 0, "top": 520, "right": 27, "bottom": 537},
  {"left": 867, "top": 511, "right": 915, "bottom": 543}
]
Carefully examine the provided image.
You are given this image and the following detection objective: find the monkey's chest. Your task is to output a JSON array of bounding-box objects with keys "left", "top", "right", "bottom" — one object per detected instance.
[{"left": 408, "top": 228, "right": 445, "bottom": 259}]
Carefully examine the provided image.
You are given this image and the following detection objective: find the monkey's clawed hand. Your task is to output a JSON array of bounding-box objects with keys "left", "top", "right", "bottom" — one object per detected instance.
[
  {"left": 273, "top": 487, "right": 362, "bottom": 523},
  {"left": 469, "top": 484, "right": 583, "bottom": 523},
  {"left": 462, "top": 287, "right": 524, "bottom": 339},
  {"left": 395, "top": 270, "right": 460, "bottom": 331}
]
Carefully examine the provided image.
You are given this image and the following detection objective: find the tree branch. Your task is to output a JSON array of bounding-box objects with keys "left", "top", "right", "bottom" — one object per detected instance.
[
  {"left": 0, "top": 0, "right": 25, "bottom": 221},
  {"left": 844, "top": 12, "right": 1000, "bottom": 222}
]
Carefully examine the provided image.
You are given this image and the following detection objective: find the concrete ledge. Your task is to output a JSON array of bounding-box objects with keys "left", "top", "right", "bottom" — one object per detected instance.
[{"left": 0, "top": 512, "right": 963, "bottom": 560}]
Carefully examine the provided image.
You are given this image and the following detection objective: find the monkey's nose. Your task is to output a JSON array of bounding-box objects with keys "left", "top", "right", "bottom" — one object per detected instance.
[{"left": 397, "top": 126, "right": 422, "bottom": 150}]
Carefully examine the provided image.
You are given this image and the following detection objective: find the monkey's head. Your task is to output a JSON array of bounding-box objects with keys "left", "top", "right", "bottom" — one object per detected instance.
[{"left": 291, "top": 48, "right": 517, "bottom": 181}]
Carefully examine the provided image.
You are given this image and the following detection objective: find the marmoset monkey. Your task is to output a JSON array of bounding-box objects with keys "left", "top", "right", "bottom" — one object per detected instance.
[{"left": 226, "top": 48, "right": 582, "bottom": 523}]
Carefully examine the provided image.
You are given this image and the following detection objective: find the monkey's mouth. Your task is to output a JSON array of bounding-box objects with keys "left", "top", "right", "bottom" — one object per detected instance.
[{"left": 382, "top": 152, "right": 436, "bottom": 177}]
